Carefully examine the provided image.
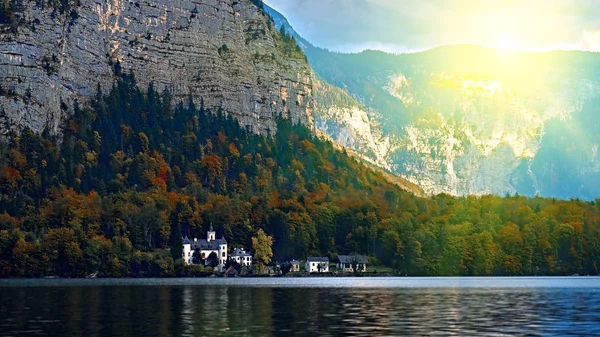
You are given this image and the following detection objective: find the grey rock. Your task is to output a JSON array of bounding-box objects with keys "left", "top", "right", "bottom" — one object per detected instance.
[{"left": 0, "top": 0, "right": 314, "bottom": 135}]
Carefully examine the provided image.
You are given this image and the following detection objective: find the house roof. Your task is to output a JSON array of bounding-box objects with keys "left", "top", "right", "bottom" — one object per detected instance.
[
  {"left": 230, "top": 248, "right": 252, "bottom": 257},
  {"left": 215, "top": 236, "right": 228, "bottom": 244},
  {"left": 290, "top": 259, "right": 300, "bottom": 265},
  {"left": 306, "top": 257, "right": 329, "bottom": 262},
  {"left": 191, "top": 238, "right": 227, "bottom": 251},
  {"left": 225, "top": 265, "right": 240, "bottom": 275},
  {"left": 183, "top": 237, "right": 192, "bottom": 245},
  {"left": 336, "top": 255, "right": 368, "bottom": 264}
]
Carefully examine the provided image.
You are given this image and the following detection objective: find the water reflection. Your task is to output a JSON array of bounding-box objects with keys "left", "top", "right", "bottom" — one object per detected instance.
[{"left": 1, "top": 280, "right": 600, "bottom": 336}]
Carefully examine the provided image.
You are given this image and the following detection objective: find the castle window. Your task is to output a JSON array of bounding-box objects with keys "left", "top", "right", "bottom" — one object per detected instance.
[{"left": 222, "top": 252, "right": 225, "bottom": 257}]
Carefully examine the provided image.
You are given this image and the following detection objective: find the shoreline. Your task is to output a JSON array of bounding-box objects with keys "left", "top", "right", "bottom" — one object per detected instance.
[
  {"left": 1, "top": 276, "right": 600, "bottom": 289},
  {"left": 0, "top": 273, "right": 596, "bottom": 281}
]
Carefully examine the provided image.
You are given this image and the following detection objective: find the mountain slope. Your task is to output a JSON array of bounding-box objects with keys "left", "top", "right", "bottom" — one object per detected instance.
[
  {"left": 0, "top": 3, "right": 598, "bottom": 278},
  {"left": 265, "top": 5, "right": 600, "bottom": 200},
  {"left": 0, "top": 0, "right": 313, "bottom": 135},
  {"left": 265, "top": 5, "right": 390, "bottom": 169},
  {"left": 308, "top": 47, "right": 600, "bottom": 199},
  {"left": 1, "top": 77, "right": 599, "bottom": 278}
]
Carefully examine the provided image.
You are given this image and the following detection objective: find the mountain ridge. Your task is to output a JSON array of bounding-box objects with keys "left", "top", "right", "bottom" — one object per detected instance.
[{"left": 265, "top": 4, "right": 600, "bottom": 200}]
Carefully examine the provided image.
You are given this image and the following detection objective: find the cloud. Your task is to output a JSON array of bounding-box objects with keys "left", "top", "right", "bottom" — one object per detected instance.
[{"left": 264, "top": 0, "right": 600, "bottom": 53}]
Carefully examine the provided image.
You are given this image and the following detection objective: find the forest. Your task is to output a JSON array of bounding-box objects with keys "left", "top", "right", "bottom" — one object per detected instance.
[{"left": 0, "top": 74, "right": 599, "bottom": 277}]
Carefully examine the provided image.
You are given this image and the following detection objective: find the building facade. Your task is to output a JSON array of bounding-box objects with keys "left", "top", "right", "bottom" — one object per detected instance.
[
  {"left": 290, "top": 260, "right": 300, "bottom": 272},
  {"left": 336, "top": 255, "right": 368, "bottom": 272},
  {"left": 182, "top": 226, "right": 228, "bottom": 271},
  {"left": 230, "top": 248, "right": 253, "bottom": 266},
  {"left": 305, "top": 257, "right": 329, "bottom": 273}
]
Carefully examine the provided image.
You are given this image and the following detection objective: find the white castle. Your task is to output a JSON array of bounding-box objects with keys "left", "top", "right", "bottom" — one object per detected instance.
[
  {"left": 182, "top": 225, "right": 253, "bottom": 272},
  {"left": 182, "top": 225, "right": 228, "bottom": 270}
]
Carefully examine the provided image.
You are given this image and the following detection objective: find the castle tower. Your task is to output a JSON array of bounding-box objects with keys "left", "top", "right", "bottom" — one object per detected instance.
[
  {"left": 207, "top": 224, "right": 215, "bottom": 242},
  {"left": 182, "top": 237, "right": 192, "bottom": 265},
  {"left": 218, "top": 238, "right": 227, "bottom": 266}
]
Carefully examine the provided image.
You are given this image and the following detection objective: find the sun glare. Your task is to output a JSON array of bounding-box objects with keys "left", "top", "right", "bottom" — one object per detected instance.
[{"left": 495, "top": 34, "right": 517, "bottom": 50}]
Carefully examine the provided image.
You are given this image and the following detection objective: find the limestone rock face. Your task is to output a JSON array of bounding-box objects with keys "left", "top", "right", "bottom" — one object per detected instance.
[
  {"left": 312, "top": 78, "right": 391, "bottom": 169},
  {"left": 0, "top": 0, "right": 314, "bottom": 135}
]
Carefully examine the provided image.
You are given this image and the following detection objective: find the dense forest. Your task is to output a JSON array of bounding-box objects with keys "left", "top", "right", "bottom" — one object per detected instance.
[{"left": 0, "top": 75, "right": 599, "bottom": 277}]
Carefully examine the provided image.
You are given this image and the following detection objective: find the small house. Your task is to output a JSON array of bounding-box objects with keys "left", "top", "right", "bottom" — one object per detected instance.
[
  {"left": 290, "top": 259, "right": 300, "bottom": 272},
  {"left": 230, "top": 248, "right": 253, "bottom": 266},
  {"left": 305, "top": 257, "right": 329, "bottom": 273},
  {"left": 336, "top": 255, "right": 368, "bottom": 272}
]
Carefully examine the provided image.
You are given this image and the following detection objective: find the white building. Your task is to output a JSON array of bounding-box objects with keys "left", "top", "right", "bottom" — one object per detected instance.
[
  {"left": 230, "top": 248, "right": 253, "bottom": 267},
  {"left": 182, "top": 225, "right": 228, "bottom": 271},
  {"left": 305, "top": 257, "right": 329, "bottom": 273},
  {"left": 290, "top": 259, "right": 300, "bottom": 272}
]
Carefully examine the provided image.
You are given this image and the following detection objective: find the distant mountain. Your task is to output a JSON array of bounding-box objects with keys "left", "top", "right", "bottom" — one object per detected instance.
[
  {"left": 265, "top": 5, "right": 600, "bottom": 200},
  {"left": 265, "top": 5, "right": 391, "bottom": 170}
]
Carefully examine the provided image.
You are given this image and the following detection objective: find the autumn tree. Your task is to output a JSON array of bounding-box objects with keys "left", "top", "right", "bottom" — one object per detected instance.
[{"left": 252, "top": 229, "right": 273, "bottom": 274}]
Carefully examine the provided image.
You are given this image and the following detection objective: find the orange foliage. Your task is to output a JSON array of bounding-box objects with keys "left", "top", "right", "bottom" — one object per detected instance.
[
  {"left": 267, "top": 191, "right": 282, "bottom": 209},
  {"left": 0, "top": 166, "right": 22, "bottom": 189},
  {"left": 228, "top": 143, "right": 240, "bottom": 158}
]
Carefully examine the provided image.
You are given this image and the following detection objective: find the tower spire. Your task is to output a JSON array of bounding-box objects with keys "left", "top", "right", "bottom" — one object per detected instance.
[{"left": 207, "top": 223, "right": 215, "bottom": 242}]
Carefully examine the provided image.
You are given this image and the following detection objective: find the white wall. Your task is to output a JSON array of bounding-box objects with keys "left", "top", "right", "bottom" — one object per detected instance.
[
  {"left": 305, "top": 261, "right": 329, "bottom": 273},
  {"left": 183, "top": 244, "right": 192, "bottom": 264},
  {"left": 232, "top": 255, "right": 252, "bottom": 266},
  {"left": 219, "top": 245, "right": 227, "bottom": 265},
  {"left": 337, "top": 263, "right": 367, "bottom": 272}
]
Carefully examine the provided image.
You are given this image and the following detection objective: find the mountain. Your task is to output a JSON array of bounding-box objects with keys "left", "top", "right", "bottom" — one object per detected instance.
[
  {"left": 265, "top": 5, "right": 600, "bottom": 200},
  {"left": 2, "top": 76, "right": 600, "bottom": 278},
  {"left": 0, "top": 0, "right": 314, "bottom": 135},
  {"left": 0, "top": 1, "right": 599, "bottom": 278},
  {"left": 265, "top": 5, "right": 392, "bottom": 169}
]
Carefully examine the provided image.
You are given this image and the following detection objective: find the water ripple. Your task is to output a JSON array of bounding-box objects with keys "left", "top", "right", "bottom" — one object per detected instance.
[{"left": 0, "top": 278, "right": 599, "bottom": 336}]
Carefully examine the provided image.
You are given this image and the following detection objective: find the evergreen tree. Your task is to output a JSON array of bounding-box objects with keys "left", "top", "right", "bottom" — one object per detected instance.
[{"left": 170, "top": 222, "right": 183, "bottom": 261}]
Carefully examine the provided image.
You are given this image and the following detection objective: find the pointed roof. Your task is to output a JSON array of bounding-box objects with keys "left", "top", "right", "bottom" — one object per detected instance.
[
  {"left": 209, "top": 223, "right": 214, "bottom": 232},
  {"left": 183, "top": 237, "right": 191, "bottom": 245},
  {"left": 225, "top": 265, "right": 240, "bottom": 276},
  {"left": 230, "top": 248, "right": 252, "bottom": 257}
]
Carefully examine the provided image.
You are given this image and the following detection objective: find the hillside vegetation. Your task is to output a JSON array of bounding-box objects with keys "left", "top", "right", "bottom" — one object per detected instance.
[{"left": 0, "top": 76, "right": 599, "bottom": 277}]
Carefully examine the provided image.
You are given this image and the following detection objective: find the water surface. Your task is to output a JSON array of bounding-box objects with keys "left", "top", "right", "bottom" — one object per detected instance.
[{"left": 1, "top": 277, "right": 599, "bottom": 336}]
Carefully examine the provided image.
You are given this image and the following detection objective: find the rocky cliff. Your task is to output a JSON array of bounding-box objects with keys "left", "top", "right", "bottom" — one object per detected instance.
[
  {"left": 265, "top": 5, "right": 391, "bottom": 168},
  {"left": 0, "top": 0, "right": 314, "bottom": 135},
  {"left": 312, "top": 78, "right": 391, "bottom": 169}
]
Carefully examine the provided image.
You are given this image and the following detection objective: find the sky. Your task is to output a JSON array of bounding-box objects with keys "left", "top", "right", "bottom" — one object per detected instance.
[{"left": 263, "top": 0, "right": 600, "bottom": 54}]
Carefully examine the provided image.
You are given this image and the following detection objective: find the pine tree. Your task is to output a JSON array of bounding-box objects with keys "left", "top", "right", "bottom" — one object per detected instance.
[{"left": 170, "top": 222, "right": 183, "bottom": 261}]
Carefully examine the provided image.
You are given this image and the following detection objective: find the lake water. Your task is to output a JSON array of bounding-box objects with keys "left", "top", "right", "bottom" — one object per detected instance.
[{"left": 1, "top": 277, "right": 599, "bottom": 336}]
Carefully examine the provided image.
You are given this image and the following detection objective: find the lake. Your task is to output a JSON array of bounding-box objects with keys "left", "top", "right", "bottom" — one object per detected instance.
[{"left": 1, "top": 277, "right": 599, "bottom": 336}]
